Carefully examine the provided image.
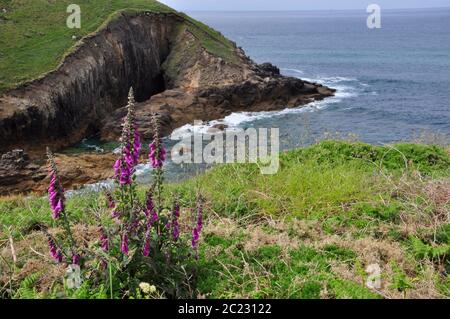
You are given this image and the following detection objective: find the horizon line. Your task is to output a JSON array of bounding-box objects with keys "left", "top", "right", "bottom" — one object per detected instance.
[{"left": 184, "top": 6, "right": 450, "bottom": 12}]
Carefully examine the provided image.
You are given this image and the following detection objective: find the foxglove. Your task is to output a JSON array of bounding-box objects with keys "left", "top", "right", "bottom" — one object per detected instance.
[
  {"left": 121, "top": 233, "right": 129, "bottom": 255},
  {"left": 149, "top": 113, "right": 166, "bottom": 168},
  {"left": 143, "top": 230, "right": 151, "bottom": 257},
  {"left": 114, "top": 87, "right": 141, "bottom": 185},
  {"left": 192, "top": 198, "right": 203, "bottom": 251},
  {"left": 171, "top": 202, "right": 180, "bottom": 242},
  {"left": 72, "top": 253, "right": 80, "bottom": 265},
  {"left": 47, "top": 148, "right": 65, "bottom": 219},
  {"left": 144, "top": 192, "right": 158, "bottom": 225},
  {"left": 99, "top": 227, "right": 109, "bottom": 252},
  {"left": 47, "top": 236, "right": 63, "bottom": 263}
]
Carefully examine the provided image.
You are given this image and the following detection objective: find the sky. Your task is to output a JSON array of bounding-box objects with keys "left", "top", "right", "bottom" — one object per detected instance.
[{"left": 158, "top": 0, "right": 450, "bottom": 11}]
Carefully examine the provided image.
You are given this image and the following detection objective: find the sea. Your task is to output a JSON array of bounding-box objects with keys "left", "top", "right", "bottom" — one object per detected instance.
[{"left": 73, "top": 8, "right": 450, "bottom": 191}]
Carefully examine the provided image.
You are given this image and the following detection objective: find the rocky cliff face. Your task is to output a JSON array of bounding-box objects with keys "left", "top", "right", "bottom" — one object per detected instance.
[
  {"left": 0, "top": 12, "right": 179, "bottom": 152},
  {"left": 0, "top": 11, "right": 334, "bottom": 195}
]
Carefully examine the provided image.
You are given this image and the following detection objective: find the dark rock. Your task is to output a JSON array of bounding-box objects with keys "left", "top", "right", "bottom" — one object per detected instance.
[
  {"left": 0, "top": 149, "right": 30, "bottom": 170},
  {"left": 211, "top": 124, "right": 228, "bottom": 131},
  {"left": 258, "top": 63, "right": 281, "bottom": 76}
]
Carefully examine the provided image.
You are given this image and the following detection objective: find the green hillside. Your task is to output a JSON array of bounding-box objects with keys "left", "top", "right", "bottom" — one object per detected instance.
[{"left": 0, "top": 0, "right": 236, "bottom": 94}]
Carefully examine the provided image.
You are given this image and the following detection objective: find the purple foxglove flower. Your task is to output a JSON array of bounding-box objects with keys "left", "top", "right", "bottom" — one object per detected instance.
[
  {"left": 99, "top": 227, "right": 109, "bottom": 252},
  {"left": 196, "top": 203, "right": 203, "bottom": 233},
  {"left": 143, "top": 231, "right": 151, "bottom": 257},
  {"left": 192, "top": 227, "right": 200, "bottom": 251},
  {"left": 124, "top": 143, "right": 134, "bottom": 166},
  {"left": 144, "top": 192, "right": 158, "bottom": 225},
  {"left": 105, "top": 192, "right": 115, "bottom": 209},
  {"left": 115, "top": 158, "right": 132, "bottom": 186},
  {"left": 121, "top": 233, "right": 129, "bottom": 255},
  {"left": 114, "top": 143, "right": 134, "bottom": 186},
  {"left": 172, "top": 203, "right": 180, "bottom": 242},
  {"left": 113, "top": 159, "right": 121, "bottom": 178},
  {"left": 130, "top": 218, "right": 140, "bottom": 234},
  {"left": 149, "top": 141, "right": 166, "bottom": 168},
  {"left": 192, "top": 199, "right": 203, "bottom": 251},
  {"left": 172, "top": 224, "right": 179, "bottom": 241},
  {"left": 148, "top": 113, "right": 165, "bottom": 168},
  {"left": 47, "top": 148, "right": 65, "bottom": 219},
  {"left": 115, "top": 87, "right": 139, "bottom": 181},
  {"left": 72, "top": 253, "right": 80, "bottom": 265},
  {"left": 48, "top": 173, "right": 65, "bottom": 219},
  {"left": 48, "top": 237, "right": 62, "bottom": 263},
  {"left": 106, "top": 192, "right": 120, "bottom": 218},
  {"left": 111, "top": 210, "right": 120, "bottom": 219}
]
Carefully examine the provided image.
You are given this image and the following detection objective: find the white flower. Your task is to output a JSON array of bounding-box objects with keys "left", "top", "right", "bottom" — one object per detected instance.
[{"left": 139, "top": 282, "right": 156, "bottom": 294}]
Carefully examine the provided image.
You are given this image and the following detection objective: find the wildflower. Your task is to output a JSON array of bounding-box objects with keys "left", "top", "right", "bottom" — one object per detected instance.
[
  {"left": 171, "top": 201, "right": 180, "bottom": 242},
  {"left": 139, "top": 282, "right": 156, "bottom": 294},
  {"left": 192, "top": 227, "right": 200, "bottom": 252},
  {"left": 99, "top": 227, "right": 109, "bottom": 252},
  {"left": 114, "top": 87, "right": 141, "bottom": 185},
  {"left": 144, "top": 192, "right": 158, "bottom": 225},
  {"left": 105, "top": 191, "right": 115, "bottom": 209},
  {"left": 143, "top": 230, "right": 151, "bottom": 257},
  {"left": 149, "top": 113, "right": 166, "bottom": 168},
  {"left": 111, "top": 211, "right": 120, "bottom": 219},
  {"left": 191, "top": 197, "right": 203, "bottom": 251},
  {"left": 114, "top": 157, "right": 132, "bottom": 186},
  {"left": 149, "top": 141, "right": 166, "bottom": 168},
  {"left": 121, "top": 232, "right": 129, "bottom": 255},
  {"left": 72, "top": 253, "right": 80, "bottom": 265},
  {"left": 105, "top": 192, "right": 120, "bottom": 218},
  {"left": 47, "top": 236, "right": 63, "bottom": 263},
  {"left": 47, "top": 148, "right": 65, "bottom": 219}
]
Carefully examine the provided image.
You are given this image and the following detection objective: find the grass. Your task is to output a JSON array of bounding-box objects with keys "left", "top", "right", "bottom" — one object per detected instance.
[
  {"left": 0, "top": 141, "right": 449, "bottom": 298},
  {"left": 0, "top": 0, "right": 237, "bottom": 94}
]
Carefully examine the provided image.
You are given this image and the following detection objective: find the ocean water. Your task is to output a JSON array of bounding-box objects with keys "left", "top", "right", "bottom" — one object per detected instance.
[
  {"left": 74, "top": 9, "right": 450, "bottom": 191},
  {"left": 185, "top": 9, "right": 450, "bottom": 145}
]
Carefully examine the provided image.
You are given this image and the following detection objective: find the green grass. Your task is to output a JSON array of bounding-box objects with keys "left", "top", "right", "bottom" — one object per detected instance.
[
  {"left": 196, "top": 243, "right": 380, "bottom": 299},
  {"left": 1, "top": 141, "right": 449, "bottom": 298},
  {"left": 175, "top": 141, "right": 449, "bottom": 219},
  {"left": 0, "top": 0, "right": 237, "bottom": 94}
]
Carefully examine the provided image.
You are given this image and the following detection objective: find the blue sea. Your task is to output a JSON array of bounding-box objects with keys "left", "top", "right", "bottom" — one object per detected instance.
[{"left": 185, "top": 8, "right": 450, "bottom": 145}]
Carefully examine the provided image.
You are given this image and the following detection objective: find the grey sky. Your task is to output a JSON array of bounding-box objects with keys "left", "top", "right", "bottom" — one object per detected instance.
[{"left": 159, "top": 0, "right": 450, "bottom": 11}]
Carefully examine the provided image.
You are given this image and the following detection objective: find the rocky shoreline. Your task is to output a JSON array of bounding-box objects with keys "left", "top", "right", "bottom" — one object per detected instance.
[{"left": 0, "top": 11, "right": 334, "bottom": 195}]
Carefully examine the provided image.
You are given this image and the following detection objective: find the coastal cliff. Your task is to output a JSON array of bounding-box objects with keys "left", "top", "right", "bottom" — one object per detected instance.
[{"left": 0, "top": 10, "right": 334, "bottom": 195}]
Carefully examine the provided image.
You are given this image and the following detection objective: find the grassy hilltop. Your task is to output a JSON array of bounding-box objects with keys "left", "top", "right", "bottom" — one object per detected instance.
[
  {"left": 0, "top": 0, "right": 236, "bottom": 94},
  {"left": 1, "top": 141, "right": 449, "bottom": 298}
]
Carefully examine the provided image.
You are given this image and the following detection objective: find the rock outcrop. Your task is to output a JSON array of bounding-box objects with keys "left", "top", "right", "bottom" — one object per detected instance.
[{"left": 0, "top": 11, "right": 334, "bottom": 195}]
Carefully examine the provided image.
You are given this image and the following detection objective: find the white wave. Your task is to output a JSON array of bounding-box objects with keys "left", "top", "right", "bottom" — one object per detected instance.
[
  {"left": 135, "top": 163, "right": 152, "bottom": 176},
  {"left": 66, "top": 179, "right": 114, "bottom": 197},
  {"left": 281, "top": 68, "right": 304, "bottom": 75},
  {"left": 81, "top": 139, "right": 104, "bottom": 153},
  {"left": 302, "top": 76, "right": 357, "bottom": 85}
]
